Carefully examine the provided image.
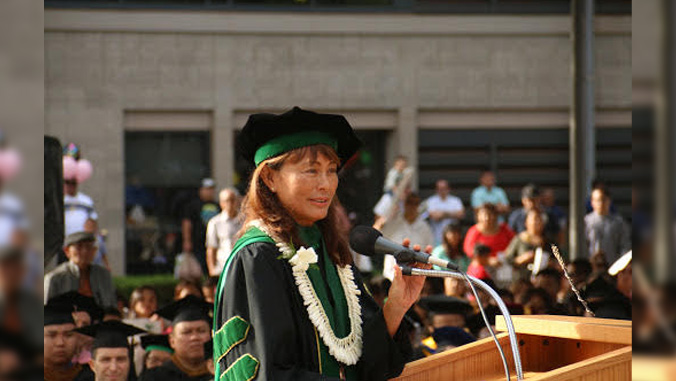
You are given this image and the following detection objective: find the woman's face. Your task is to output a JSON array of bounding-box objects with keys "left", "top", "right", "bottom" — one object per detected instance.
[
  {"left": 268, "top": 152, "right": 339, "bottom": 226},
  {"left": 134, "top": 289, "right": 157, "bottom": 318},
  {"left": 444, "top": 231, "right": 461, "bottom": 247},
  {"left": 477, "top": 209, "right": 496, "bottom": 229}
]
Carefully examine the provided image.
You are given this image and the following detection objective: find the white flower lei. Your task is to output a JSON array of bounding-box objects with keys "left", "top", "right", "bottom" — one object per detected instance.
[{"left": 248, "top": 220, "right": 363, "bottom": 365}]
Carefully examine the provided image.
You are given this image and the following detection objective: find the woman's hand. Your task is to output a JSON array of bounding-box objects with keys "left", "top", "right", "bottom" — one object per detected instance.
[
  {"left": 383, "top": 238, "right": 433, "bottom": 337},
  {"left": 515, "top": 250, "right": 535, "bottom": 266}
]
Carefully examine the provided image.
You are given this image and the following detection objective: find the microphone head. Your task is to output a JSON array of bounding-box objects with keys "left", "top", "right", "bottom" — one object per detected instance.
[{"left": 349, "top": 225, "right": 382, "bottom": 257}]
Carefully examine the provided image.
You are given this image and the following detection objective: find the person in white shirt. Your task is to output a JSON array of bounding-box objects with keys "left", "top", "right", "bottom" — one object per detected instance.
[
  {"left": 64, "top": 178, "right": 98, "bottom": 237},
  {"left": 379, "top": 193, "right": 434, "bottom": 281},
  {"left": 205, "top": 188, "right": 242, "bottom": 277},
  {"left": 424, "top": 179, "right": 465, "bottom": 246}
]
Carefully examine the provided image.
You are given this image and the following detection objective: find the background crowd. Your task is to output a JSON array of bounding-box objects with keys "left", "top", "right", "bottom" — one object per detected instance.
[{"left": 38, "top": 142, "right": 636, "bottom": 380}]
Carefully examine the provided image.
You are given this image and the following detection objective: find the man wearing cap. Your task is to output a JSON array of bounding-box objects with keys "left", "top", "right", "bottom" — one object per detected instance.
[
  {"left": 63, "top": 143, "right": 99, "bottom": 238},
  {"left": 44, "top": 304, "right": 87, "bottom": 381},
  {"left": 74, "top": 321, "right": 145, "bottom": 381},
  {"left": 140, "top": 296, "right": 212, "bottom": 381},
  {"left": 44, "top": 232, "right": 117, "bottom": 309},
  {"left": 181, "top": 178, "right": 221, "bottom": 274}
]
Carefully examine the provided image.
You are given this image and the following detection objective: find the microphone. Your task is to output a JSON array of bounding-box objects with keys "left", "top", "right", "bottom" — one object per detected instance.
[{"left": 349, "top": 226, "right": 459, "bottom": 271}]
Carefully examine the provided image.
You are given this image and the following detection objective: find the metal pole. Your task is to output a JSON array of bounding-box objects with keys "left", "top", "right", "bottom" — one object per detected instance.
[
  {"left": 655, "top": 0, "right": 676, "bottom": 282},
  {"left": 569, "top": 0, "right": 595, "bottom": 260}
]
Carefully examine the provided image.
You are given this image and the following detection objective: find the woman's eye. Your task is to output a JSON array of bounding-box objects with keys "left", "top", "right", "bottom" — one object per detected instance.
[{"left": 305, "top": 169, "right": 318, "bottom": 174}]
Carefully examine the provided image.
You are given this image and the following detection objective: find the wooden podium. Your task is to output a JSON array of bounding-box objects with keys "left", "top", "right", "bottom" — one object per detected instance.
[{"left": 393, "top": 315, "right": 631, "bottom": 380}]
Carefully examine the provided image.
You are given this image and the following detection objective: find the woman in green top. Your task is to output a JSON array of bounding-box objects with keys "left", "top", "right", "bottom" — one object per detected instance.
[
  {"left": 504, "top": 209, "right": 551, "bottom": 280},
  {"left": 213, "top": 107, "right": 430, "bottom": 381},
  {"left": 431, "top": 223, "right": 470, "bottom": 273}
]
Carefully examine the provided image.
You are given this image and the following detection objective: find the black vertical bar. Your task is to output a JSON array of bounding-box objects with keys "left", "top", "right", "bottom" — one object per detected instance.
[
  {"left": 655, "top": 0, "right": 676, "bottom": 282},
  {"left": 570, "top": 0, "right": 596, "bottom": 260}
]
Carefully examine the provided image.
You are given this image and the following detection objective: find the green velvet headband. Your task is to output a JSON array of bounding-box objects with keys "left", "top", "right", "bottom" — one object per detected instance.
[
  {"left": 145, "top": 345, "right": 174, "bottom": 354},
  {"left": 253, "top": 131, "right": 338, "bottom": 166}
]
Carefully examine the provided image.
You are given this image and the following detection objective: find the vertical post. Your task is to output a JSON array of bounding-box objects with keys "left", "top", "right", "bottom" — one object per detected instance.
[
  {"left": 655, "top": 0, "right": 676, "bottom": 282},
  {"left": 569, "top": 0, "right": 596, "bottom": 260}
]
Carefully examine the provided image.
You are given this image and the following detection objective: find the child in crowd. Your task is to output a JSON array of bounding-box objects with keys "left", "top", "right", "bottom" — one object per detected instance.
[{"left": 466, "top": 244, "right": 493, "bottom": 281}]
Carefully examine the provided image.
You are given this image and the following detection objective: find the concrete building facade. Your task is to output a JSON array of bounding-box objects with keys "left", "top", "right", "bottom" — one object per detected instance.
[{"left": 45, "top": 10, "right": 631, "bottom": 275}]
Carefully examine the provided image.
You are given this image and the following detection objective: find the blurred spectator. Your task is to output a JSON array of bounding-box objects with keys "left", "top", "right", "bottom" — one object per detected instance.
[
  {"left": 0, "top": 247, "right": 42, "bottom": 347},
  {"left": 581, "top": 276, "right": 631, "bottom": 320},
  {"left": 129, "top": 286, "right": 159, "bottom": 320},
  {"left": 585, "top": 180, "right": 617, "bottom": 214},
  {"left": 181, "top": 178, "right": 220, "bottom": 275},
  {"left": 533, "top": 268, "right": 563, "bottom": 305},
  {"left": 383, "top": 156, "right": 409, "bottom": 194},
  {"left": 205, "top": 188, "right": 242, "bottom": 277},
  {"left": 505, "top": 210, "right": 551, "bottom": 281},
  {"left": 523, "top": 287, "right": 554, "bottom": 315},
  {"left": 510, "top": 278, "right": 533, "bottom": 305},
  {"left": 380, "top": 193, "right": 434, "bottom": 280},
  {"left": 585, "top": 187, "right": 631, "bottom": 264},
  {"left": 463, "top": 203, "right": 514, "bottom": 259},
  {"left": 201, "top": 277, "right": 218, "bottom": 304},
  {"left": 63, "top": 143, "right": 98, "bottom": 239},
  {"left": 432, "top": 223, "right": 469, "bottom": 273},
  {"left": 424, "top": 180, "right": 465, "bottom": 245},
  {"left": 466, "top": 244, "right": 493, "bottom": 281},
  {"left": 541, "top": 187, "right": 567, "bottom": 243},
  {"left": 173, "top": 280, "right": 203, "bottom": 301},
  {"left": 373, "top": 156, "right": 414, "bottom": 221},
  {"left": 508, "top": 184, "right": 560, "bottom": 243},
  {"left": 470, "top": 170, "right": 510, "bottom": 217},
  {"left": 567, "top": 259, "right": 593, "bottom": 289},
  {"left": 83, "top": 218, "right": 109, "bottom": 270},
  {"left": 44, "top": 232, "right": 116, "bottom": 309}
]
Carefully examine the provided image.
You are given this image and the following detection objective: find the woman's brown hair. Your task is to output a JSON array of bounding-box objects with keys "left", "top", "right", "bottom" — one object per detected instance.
[{"left": 238, "top": 144, "right": 353, "bottom": 266}]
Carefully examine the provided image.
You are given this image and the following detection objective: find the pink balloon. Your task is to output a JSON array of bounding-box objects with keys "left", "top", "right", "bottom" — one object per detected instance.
[
  {"left": 63, "top": 156, "right": 78, "bottom": 180},
  {"left": 0, "top": 148, "right": 21, "bottom": 181},
  {"left": 76, "top": 159, "right": 93, "bottom": 183}
]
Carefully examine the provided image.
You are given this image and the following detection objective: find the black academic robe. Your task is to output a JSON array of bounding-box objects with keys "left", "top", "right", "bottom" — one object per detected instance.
[
  {"left": 138, "top": 360, "right": 211, "bottom": 381},
  {"left": 214, "top": 242, "right": 410, "bottom": 381}
]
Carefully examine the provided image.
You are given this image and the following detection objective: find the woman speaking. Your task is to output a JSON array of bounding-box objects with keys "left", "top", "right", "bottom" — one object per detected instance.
[{"left": 213, "top": 107, "right": 430, "bottom": 381}]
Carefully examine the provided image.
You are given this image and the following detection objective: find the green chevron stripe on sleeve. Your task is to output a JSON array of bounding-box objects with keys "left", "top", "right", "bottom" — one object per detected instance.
[
  {"left": 219, "top": 354, "right": 260, "bottom": 381},
  {"left": 214, "top": 316, "right": 251, "bottom": 363}
]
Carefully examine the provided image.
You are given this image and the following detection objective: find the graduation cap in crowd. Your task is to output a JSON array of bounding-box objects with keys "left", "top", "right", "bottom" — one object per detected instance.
[
  {"left": 44, "top": 303, "right": 76, "bottom": 326},
  {"left": 75, "top": 321, "right": 146, "bottom": 351},
  {"left": 48, "top": 291, "right": 104, "bottom": 323},
  {"left": 431, "top": 326, "right": 476, "bottom": 349},
  {"left": 64, "top": 231, "right": 96, "bottom": 247},
  {"left": 419, "top": 295, "right": 474, "bottom": 317},
  {"left": 154, "top": 295, "right": 213, "bottom": 326},
  {"left": 239, "top": 106, "right": 362, "bottom": 168},
  {"left": 140, "top": 334, "right": 173, "bottom": 354}
]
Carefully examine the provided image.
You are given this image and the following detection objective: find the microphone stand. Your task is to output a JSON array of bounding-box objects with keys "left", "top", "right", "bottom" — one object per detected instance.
[{"left": 402, "top": 267, "right": 524, "bottom": 380}]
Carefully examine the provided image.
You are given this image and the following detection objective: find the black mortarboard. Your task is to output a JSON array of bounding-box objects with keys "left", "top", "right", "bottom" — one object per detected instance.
[
  {"left": 140, "top": 334, "right": 173, "bottom": 354},
  {"left": 431, "top": 326, "right": 476, "bottom": 348},
  {"left": 47, "top": 291, "right": 104, "bottom": 322},
  {"left": 153, "top": 295, "right": 213, "bottom": 326},
  {"left": 419, "top": 295, "right": 473, "bottom": 317},
  {"left": 74, "top": 321, "right": 146, "bottom": 350},
  {"left": 239, "top": 107, "right": 362, "bottom": 168},
  {"left": 44, "top": 303, "right": 75, "bottom": 326},
  {"left": 64, "top": 231, "right": 96, "bottom": 247}
]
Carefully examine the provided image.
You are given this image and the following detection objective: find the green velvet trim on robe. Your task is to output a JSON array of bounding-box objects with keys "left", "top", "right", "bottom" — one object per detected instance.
[{"left": 219, "top": 354, "right": 260, "bottom": 381}]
